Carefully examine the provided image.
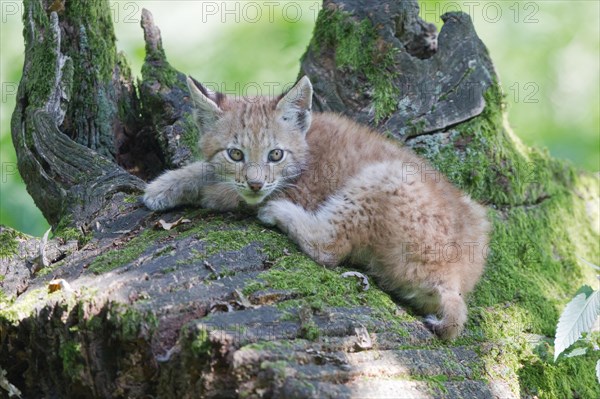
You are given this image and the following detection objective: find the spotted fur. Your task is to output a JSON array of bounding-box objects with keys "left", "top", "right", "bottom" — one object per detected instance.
[{"left": 144, "top": 76, "right": 490, "bottom": 340}]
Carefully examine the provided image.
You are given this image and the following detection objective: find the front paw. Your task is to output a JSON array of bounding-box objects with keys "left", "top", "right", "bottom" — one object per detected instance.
[
  {"left": 257, "top": 200, "right": 296, "bottom": 227},
  {"left": 257, "top": 202, "right": 279, "bottom": 226},
  {"left": 423, "top": 315, "right": 459, "bottom": 340},
  {"left": 143, "top": 182, "right": 175, "bottom": 211}
]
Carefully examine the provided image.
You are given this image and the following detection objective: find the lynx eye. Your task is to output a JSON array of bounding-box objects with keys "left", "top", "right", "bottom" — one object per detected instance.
[
  {"left": 268, "top": 149, "right": 284, "bottom": 163},
  {"left": 227, "top": 148, "right": 244, "bottom": 162}
]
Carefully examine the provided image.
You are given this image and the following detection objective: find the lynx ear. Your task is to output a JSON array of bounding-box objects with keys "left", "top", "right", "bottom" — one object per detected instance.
[
  {"left": 187, "top": 76, "right": 223, "bottom": 132},
  {"left": 276, "top": 76, "right": 313, "bottom": 135}
]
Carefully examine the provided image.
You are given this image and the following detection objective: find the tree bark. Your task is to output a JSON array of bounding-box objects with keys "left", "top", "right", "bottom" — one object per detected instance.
[{"left": 1, "top": 1, "right": 598, "bottom": 398}]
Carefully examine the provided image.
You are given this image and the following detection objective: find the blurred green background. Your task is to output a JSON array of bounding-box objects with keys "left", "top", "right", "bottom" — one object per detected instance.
[{"left": 0, "top": 1, "right": 598, "bottom": 237}]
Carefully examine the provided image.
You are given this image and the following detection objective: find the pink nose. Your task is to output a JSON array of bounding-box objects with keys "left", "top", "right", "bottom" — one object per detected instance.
[{"left": 248, "top": 181, "right": 263, "bottom": 192}]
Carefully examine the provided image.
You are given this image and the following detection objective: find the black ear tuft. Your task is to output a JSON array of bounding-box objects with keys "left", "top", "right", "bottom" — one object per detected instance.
[
  {"left": 189, "top": 76, "right": 210, "bottom": 97},
  {"left": 296, "top": 110, "right": 308, "bottom": 133}
]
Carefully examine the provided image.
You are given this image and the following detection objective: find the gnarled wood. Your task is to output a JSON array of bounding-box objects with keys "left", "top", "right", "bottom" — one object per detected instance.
[
  {"left": 301, "top": 0, "right": 495, "bottom": 139},
  {"left": 11, "top": 2, "right": 143, "bottom": 227}
]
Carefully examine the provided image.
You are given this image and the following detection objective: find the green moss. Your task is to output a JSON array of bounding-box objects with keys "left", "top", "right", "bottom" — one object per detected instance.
[
  {"left": 191, "top": 327, "right": 211, "bottom": 357},
  {"left": 140, "top": 25, "right": 183, "bottom": 90},
  {"left": 86, "top": 242, "right": 142, "bottom": 274},
  {"left": 86, "top": 211, "right": 287, "bottom": 275},
  {"left": 474, "top": 312, "right": 600, "bottom": 398},
  {"left": 59, "top": 340, "right": 83, "bottom": 380},
  {"left": 123, "top": 194, "right": 139, "bottom": 204},
  {"left": 87, "top": 228, "right": 170, "bottom": 274},
  {"left": 54, "top": 227, "right": 91, "bottom": 247},
  {"left": 141, "top": 61, "right": 181, "bottom": 89},
  {"left": 0, "top": 286, "right": 96, "bottom": 325},
  {"left": 0, "top": 288, "right": 46, "bottom": 324},
  {"left": 115, "top": 307, "right": 158, "bottom": 341},
  {"left": 242, "top": 249, "right": 412, "bottom": 338},
  {"left": 417, "top": 85, "right": 576, "bottom": 207},
  {"left": 55, "top": 228, "right": 80, "bottom": 241},
  {"left": 175, "top": 215, "right": 292, "bottom": 262},
  {"left": 180, "top": 112, "right": 201, "bottom": 160},
  {"left": 54, "top": 211, "right": 90, "bottom": 246},
  {"left": 298, "top": 304, "right": 320, "bottom": 341},
  {"left": 22, "top": 0, "right": 56, "bottom": 108},
  {"left": 300, "top": 319, "right": 320, "bottom": 341},
  {"left": 36, "top": 259, "right": 63, "bottom": 278},
  {"left": 0, "top": 228, "right": 24, "bottom": 259},
  {"left": 477, "top": 196, "right": 597, "bottom": 335},
  {"left": 411, "top": 374, "right": 450, "bottom": 394},
  {"left": 49, "top": 1, "right": 119, "bottom": 155},
  {"left": 0, "top": 289, "right": 9, "bottom": 309},
  {"left": 312, "top": 9, "right": 399, "bottom": 123},
  {"left": 63, "top": 0, "right": 116, "bottom": 82},
  {"left": 258, "top": 359, "right": 293, "bottom": 387},
  {"left": 244, "top": 340, "right": 293, "bottom": 352},
  {"left": 519, "top": 347, "right": 600, "bottom": 398},
  {"left": 54, "top": 214, "right": 74, "bottom": 231}
]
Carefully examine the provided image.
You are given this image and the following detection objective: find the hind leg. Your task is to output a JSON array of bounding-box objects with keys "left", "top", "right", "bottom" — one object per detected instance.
[
  {"left": 423, "top": 286, "right": 467, "bottom": 340},
  {"left": 258, "top": 199, "right": 351, "bottom": 267}
]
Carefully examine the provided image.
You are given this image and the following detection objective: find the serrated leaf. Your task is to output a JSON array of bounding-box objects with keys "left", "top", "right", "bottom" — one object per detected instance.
[{"left": 554, "top": 290, "right": 600, "bottom": 362}]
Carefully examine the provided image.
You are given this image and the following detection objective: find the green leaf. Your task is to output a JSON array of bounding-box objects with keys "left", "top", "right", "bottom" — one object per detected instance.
[
  {"left": 596, "top": 360, "right": 600, "bottom": 385},
  {"left": 554, "top": 290, "right": 600, "bottom": 362}
]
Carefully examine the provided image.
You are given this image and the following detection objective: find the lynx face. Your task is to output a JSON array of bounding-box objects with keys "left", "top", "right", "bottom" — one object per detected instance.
[{"left": 187, "top": 77, "right": 312, "bottom": 205}]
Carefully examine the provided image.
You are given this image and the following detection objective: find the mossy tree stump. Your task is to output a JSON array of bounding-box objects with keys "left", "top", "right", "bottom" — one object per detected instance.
[{"left": 1, "top": 0, "right": 598, "bottom": 398}]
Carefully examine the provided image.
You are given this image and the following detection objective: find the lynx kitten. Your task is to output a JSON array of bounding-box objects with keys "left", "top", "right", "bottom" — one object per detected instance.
[{"left": 144, "top": 76, "right": 490, "bottom": 340}]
